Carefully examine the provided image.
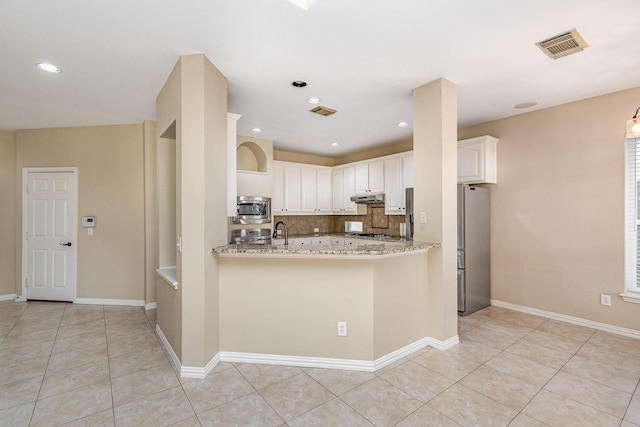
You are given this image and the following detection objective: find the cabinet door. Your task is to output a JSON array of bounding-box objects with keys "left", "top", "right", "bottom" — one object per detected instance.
[
  {"left": 272, "top": 162, "right": 285, "bottom": 213},
  {"left": 300, "top": 167, "right": 317, "bottom": 213},
  {"left": 368, "top": 160, "right": 384, "bottom": 193},
  {"left": 332, "top": 169, "right": 345, "bottom": 213},
  {"left": 403, "top": 154, "right": 414, "bottom": 188},
  {"left": 384, "top": 157, "right": 405, "bottom": 215},
  {"left": 342, "top": 166, "right": 357, "bottom": 213},
  {"left": 457, "top": 143, "right": 484, "bottom": 184},
  {"left": 284, "top": 165, "right": 301, "bottom": 213},
  {"left": 355, "top": 163, "right": 369, "bottom": 194},
  {"left": 316, "top": 168, "right": 333, "bottom": 213}
]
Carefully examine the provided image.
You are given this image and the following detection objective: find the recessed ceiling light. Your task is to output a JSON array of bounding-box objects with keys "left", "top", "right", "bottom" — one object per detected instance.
[
  {"left": 251, "top": 127, "right": 263, "bottom": 133},
  {"left": 397, "top": 121, "right": 409, "bottom": 127},
  {"left": 330, "top": 142, "right": 339, "bottom": 147},
  {"left": 36, "top": 62, "right": 61, "bottom": 73},
  {"left": 514, "top": 102, "right": 537, "bottom": 109},
  {"left": 307, "top": 97, "right": 322, "bottom": 104},
  {"left": 291, "top": 81, "right": 307, "bottom": 88}
]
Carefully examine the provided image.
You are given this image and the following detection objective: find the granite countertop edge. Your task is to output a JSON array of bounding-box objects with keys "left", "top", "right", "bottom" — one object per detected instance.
[{"left": 212, "top": 234, "right": 441, "bottom": 256}]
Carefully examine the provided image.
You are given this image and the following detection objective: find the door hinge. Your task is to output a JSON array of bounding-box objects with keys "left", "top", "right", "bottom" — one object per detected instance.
[
  {"left": 25, "top": 184, "right": 29, "bottom": 194},
  {"left": 25, "top": 231, "right": 28, "bottom": 241},
  {"left": 25, "top": 278, "right": 28, "bottom": 287}
]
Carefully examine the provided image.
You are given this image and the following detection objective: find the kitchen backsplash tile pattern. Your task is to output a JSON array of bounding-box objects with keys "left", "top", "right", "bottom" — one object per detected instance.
[{"left": 274, "top": 204, "right": 407, "bottom": 237}]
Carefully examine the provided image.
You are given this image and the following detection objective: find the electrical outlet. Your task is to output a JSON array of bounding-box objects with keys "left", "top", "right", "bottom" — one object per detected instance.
[
  {"left": 600, "top": 294, "right": 611, "bottom": 306},
  {"left": 420, "top": 211, "right": 427, "bottom": 224},
  {"left": 314, "top": 227, "right": 320, "bottom": 233},
  {"left": 337, "top": 321, "right": 347, "bottom": 337}
]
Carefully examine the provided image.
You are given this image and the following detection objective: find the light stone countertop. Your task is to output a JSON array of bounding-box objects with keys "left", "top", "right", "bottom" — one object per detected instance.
[{"left": 213, "top": 234, "right": 440, "bottom": 259}]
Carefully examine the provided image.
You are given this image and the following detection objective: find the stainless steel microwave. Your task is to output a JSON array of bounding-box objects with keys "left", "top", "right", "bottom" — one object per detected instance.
[{"left": 232, "top": 196, "right": 271, "bottom": 224}]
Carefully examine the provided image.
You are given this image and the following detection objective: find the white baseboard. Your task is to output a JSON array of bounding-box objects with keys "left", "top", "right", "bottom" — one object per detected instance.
[
  {"left": 492, "top": 299, "right": 640, "bottom": 339},
  {"left": 144, "top": 302, "right": 157, "bottom": 311},
  {"left": 220, "top": 335, "right": 458, "bottom": 373},
  {"left": 154, "top": 327, "right": 458, "bottom": 378},
  {"left": 0, "top": 293, "right": 18, "bottom": 301},
  {"left": 75, "top": 298, "right": 145, "bottom": 307},
  {"left": 156, "top": 324, "right": 182, "bottom": 374}
]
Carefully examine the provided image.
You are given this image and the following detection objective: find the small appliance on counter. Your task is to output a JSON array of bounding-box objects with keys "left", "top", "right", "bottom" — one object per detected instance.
[
  {"left": 230, "top": 228, "right": 272, "bottom": 245},
  {"left": 232, "top": 196, "right": 271, "bottom": 224}
]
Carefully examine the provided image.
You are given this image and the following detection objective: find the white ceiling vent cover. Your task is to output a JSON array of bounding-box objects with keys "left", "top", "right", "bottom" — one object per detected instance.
[{"left": 536, "top": 29, "right": 589, "bottom": 59}]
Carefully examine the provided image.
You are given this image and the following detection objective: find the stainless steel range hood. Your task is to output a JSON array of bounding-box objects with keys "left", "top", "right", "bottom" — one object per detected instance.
[{"left": 350, "top": 193, "right": 385, "bottom": 204}]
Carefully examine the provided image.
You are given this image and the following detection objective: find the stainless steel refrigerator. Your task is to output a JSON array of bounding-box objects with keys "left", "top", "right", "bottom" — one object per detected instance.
[{"left": 457, "top": 185, "right": 490, "bottom": 316}]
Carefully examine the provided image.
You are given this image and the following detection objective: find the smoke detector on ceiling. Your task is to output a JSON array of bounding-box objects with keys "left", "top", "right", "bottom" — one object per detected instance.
[
  {"left": 536, "top": 29, "right": 589, "bottom": 59},
  {"left": 309, "top": 105, "right": 337, "bottom": 117}
]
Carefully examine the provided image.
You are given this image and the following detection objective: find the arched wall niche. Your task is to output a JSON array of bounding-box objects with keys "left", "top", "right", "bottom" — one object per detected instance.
[{"left": 237, "top": 141, "right": 267, "bottom": 173}]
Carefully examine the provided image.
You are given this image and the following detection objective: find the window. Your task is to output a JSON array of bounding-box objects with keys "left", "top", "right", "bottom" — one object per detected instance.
[{"left": 623, "top": 137, "right": 640, "bottom": 303}]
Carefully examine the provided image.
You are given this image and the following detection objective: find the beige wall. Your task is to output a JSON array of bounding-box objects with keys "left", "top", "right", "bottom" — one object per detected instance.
[
  {"left": 220, "top": 253, "right": 429, "bottom": 361},
  {"left": 459, "top": 86, "right": 640, "bottom": 330},
  {"left": 143, "top": 120, "right": 158, "bottom": 305},
  {"left": 15, "top": 125, "right": 146, "bottom": 300},
  {"left": 0, "top": 131, "right": 17, "bottom": 296},
  {"left": 155, "top": 54, "right": 228, "bottom": 368},
  {"left": 237, "top": 136, "right": 274, "bottom": 197}
]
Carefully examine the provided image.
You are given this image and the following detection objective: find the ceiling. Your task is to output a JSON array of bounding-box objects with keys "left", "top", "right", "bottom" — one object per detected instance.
[{"left": 1, "top": 0, "right": 639, "bottom": 156}]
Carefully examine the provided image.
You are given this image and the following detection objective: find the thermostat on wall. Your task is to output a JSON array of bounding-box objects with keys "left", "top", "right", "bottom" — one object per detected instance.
[{"left": 81, "top": 216, "right": 96, "bottom": 228}]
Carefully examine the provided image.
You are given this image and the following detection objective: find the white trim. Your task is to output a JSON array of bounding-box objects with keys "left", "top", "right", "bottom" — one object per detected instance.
[
  {"left": 620, "top": 292, "right": 640, "bottom": 304},
  {"left": 425, "top": 334, "right": 460, "bottom": 351},
  {"left": 0, "top": 294, "right": 18, "bottom": 301},
  {"left": 181, "top": 354, "right": 221, "bottom": 379},
  {"left": 156, "top": 267, "right": 178, "bottom": 290},
  {"left": 22, "top": 167, "right": 79, "bottom": 302},
  {"left": 156, "top": 324, "right": 181, "bottom": 373},
  {"left": 154, "top": 330, "right": 458, "bottom": 378},
  {"left": 492, "top": 299, "right": 640, "bottom": 339},
  {"left": 220, "top": 335, "right": 458, "bottom": 373},
  {"left": 145, "top": 302, "right": 157, "bottom": 310},
  {"left": 75, "top": 298, "right": 145, "bottom": 307}
]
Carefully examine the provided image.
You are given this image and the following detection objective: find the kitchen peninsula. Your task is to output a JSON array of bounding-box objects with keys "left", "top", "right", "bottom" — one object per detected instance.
[{"left": 212, "top": 236, "right": 442, "bottom": 371}]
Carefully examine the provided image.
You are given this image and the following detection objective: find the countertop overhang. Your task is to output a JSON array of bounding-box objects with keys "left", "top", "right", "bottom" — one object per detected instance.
[{"left": 213, "top": 234, "right": 440, "bottom": 259}]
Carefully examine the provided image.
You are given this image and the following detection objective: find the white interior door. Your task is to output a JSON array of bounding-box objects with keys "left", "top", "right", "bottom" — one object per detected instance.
[{"left": 25, "top": 170, "right": 77, "bottom": 302}]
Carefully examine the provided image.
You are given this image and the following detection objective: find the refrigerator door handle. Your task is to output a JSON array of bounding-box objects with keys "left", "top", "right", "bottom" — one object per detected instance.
[
  {"left": 457, "top": 269, "right": 466, "bottom": 313},
  {"left": 457, "top": 250, "right": 465, "bottom": 269}
]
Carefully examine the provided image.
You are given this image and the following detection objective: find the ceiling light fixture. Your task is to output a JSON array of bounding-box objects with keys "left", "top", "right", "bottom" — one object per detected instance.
[
  {"left": 397, "top": 121, "right": 409, "bottom": 127},
  {"left": 330, "top": 142, "right": 339, "bottom": 147},
  {"left": 626, "top": 107, "right": 640, "bottom": 139},
  {"left": 307, "top": 97, "right": 322, "bottom": 104},
  {"left": 36, "top": 62, "right": 61, "bottom": 73},
  {"left": 291, "top": 81, "right": 307, "bottom": 88},
  {"left": 514, "top": 102, "right": 537, "bottom": 109},
  {"left": 251, "top": 127, "right": 263, "bottom": 133}
]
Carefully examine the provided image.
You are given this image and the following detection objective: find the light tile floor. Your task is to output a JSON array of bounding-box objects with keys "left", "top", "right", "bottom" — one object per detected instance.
[{"left": 1, "top": 301, "right": 639, "bottom": 426}]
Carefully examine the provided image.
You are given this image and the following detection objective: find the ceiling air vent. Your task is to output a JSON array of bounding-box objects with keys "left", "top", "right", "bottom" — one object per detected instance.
[
  {"left": 309, "top": 105, "right": 337, "bottom": 117},
  {"left": 536, "top": 29, "right": 589, "bottom": 59}
]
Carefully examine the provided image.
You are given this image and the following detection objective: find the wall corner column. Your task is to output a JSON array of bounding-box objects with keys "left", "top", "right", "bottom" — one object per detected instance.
[{"left": 413, "top": 78, "right": 458, "bottom": 341}]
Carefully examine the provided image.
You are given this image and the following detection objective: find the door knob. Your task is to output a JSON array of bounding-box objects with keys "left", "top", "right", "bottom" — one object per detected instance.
[{"left": 60, "top": 242, "right": 72, "bottom": 247}]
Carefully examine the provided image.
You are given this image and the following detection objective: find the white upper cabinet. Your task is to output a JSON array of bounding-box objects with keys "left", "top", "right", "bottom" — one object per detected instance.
[
  {"left": 273, "top": 161, "right": 301, "bottom": 214},
  {"left": 355, "top": 160, "right": 384, "bottom": 194},
  {"left": 301, "top": 166, "right": 332, "bottom": 213},
  {"left": 402, "top": 153, "right": 414, "bottom": 188},
  {"left": 332, "top": 166, "right": 361, "bottom": 214},
  {"left": 457, "top": 136, "right": 498, "bottom": 184},
  {"left": 384, "top": 157, "right": 405, "bottom": 215}
]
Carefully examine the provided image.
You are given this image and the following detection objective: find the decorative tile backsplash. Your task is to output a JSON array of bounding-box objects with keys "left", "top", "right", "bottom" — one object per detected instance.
[{"left": 274, "top": 203, "right": 408, "bottom": 237}]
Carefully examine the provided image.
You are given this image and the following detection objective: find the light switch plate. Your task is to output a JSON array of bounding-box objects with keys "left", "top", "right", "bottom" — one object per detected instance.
[{"left": 420, "top": 212, "right": 427, "bottom": 224}]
